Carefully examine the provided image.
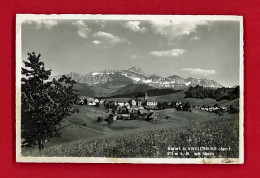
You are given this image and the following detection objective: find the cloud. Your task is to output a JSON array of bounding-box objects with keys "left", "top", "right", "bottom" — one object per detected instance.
[
  {"left": 131, "top": 55, "right": 138, "bottom": 59},
  {"left": 23, "top": 19, "right": 58, "bottom": 30},
  {"left": 150, "top": 49, "right": 185, "bottom": 57},
  {"left": 123, "top": 21, "right": 147, "bottom": 33},
  {"left": 191, "top": 36, "right": 200, "bottom": 40},
  {"left": 72, "top": 20, "right": 92, "bottom": 38},
  {"left": 41, "top": 20, "right": 58, "bottom": 30},
  {"left": 93, "top": 40, "right": 101, "bottom": 44},
  {"left": 150, "top": 20, "right": 207, "bottom": 39},
  {"left": 95, "top": 20, "right": 106, "bottom": 28},
  {"left": 181, "top": 68, "right": 216, "bottom": 75},
  {"left": 93, "top": 31, "right": 127, "bottom": 45}
]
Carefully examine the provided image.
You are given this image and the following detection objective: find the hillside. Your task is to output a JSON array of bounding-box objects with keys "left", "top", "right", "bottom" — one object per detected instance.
[
  {"left": 185, "top": 85, "right": 240, "bottom": 101},
  {"left": 102, "top": 87, "right": 180, "bottom": 99},
  {"left": 22, "top": 105, "right": 239, "bottom": 158},
  {"left": 73, "top": 83, "right": 96, "bottom": 97},
  {"left": 112, "top": 83, "right": 153, "bottom": 96},
  {"left": 74, "top": 83, "right": 111, "bottom": 97}
]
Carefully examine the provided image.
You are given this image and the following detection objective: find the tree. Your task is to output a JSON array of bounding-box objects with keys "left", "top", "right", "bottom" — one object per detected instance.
[
  {"left": 21, "top": 52, "right": 78, "bottom": 150},
  {"left": 213, "top": 103, "right": 219, "bottom": 108}
]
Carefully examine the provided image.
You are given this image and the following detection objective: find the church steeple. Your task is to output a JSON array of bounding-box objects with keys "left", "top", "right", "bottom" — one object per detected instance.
[{"left": 144, "top": 92, "right": 148, "bottom": 101}]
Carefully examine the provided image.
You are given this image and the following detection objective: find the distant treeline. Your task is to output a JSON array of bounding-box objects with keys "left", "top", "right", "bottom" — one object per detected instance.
[
  {"left": 185, "top": 85, "right": 239, "bottom": 101},
  {"left": 100, "top": 88, "right": 181, "bottom": 99}
]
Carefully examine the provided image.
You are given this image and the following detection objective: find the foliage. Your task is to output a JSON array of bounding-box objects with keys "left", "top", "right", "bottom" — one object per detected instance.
[
  {"left": 228, "top": 105, "right": 239, "bottom": 114},
  {"left": 21, "top": 52, "right": 78, "bottom": 150},
  {"left": 185, "top": 85, "right": 239, "bottom": 101}
]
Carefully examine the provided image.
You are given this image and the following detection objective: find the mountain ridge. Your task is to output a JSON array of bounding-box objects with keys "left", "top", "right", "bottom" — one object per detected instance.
[{"left": 51, "top": 67, "right": 223, "bottom": 90}]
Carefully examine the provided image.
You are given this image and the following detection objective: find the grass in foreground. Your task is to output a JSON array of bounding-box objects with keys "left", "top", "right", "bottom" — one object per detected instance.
[{"left": 24, "top": 113, "right": 239, "bottom": 158}]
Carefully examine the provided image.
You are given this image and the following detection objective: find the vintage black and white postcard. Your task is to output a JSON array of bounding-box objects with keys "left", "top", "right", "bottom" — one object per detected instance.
[{"left": 16, "top": 14, "right": 244, "bottom": 163}]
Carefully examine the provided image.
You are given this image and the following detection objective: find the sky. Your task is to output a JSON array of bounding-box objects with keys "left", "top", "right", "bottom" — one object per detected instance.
[{"left": 21, "top": 17, "right": 241, "bottom": 87}]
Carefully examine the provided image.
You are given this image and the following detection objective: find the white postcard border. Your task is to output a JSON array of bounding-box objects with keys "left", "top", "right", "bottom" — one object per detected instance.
[{"left": 16, "top": 14, "right": 244, "bottom": 164}]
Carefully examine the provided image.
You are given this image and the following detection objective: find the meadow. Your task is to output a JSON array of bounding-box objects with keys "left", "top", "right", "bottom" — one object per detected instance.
[
  {"left": 22, "top": 106, "right": 239, "bottom": 158},
  {"left": 22, "top": 91, "right": 240, "bottom": 158}
]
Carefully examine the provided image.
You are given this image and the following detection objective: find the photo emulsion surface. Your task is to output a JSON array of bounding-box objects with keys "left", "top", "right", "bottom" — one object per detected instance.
[{"left": 16, "top": 15, "right": 243, "bottom": 163}]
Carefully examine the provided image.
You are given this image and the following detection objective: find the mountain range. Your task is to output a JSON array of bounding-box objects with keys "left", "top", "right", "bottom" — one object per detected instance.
[
  {"left": 54, "top": 67, "right": 222, "bottom": 87},
  {"left": 50, "top": 67, "right": 223, "bottom": 97}
]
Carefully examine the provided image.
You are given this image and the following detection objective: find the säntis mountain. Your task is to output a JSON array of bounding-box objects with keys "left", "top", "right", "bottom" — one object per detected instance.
[{"left": 54, "top": 67, "right": 222, "bottom": 91}]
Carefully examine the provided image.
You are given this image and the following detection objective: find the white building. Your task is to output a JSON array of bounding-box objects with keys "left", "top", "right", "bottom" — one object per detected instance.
[{"left": 147, "top": 101, "right": 158, "bottom": 107}]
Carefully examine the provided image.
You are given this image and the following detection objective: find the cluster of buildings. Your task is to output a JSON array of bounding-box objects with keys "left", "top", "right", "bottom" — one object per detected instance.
[
  {"left": 195, "top": 105, "right": 228, "bottom": 113},
  {"left": 76, "top": 92, "right": 158, "bottom": 108},
  {"left": 76, "top": 93, "right": 235, "bottom": 119},
  {"left": 76, "top": 93, "right": 159, "bottom": 120}
]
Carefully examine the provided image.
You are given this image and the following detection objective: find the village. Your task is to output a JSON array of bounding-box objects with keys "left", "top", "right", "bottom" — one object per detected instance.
[{"left": 75, "top": 92, "right": 232, "bottom": 126}]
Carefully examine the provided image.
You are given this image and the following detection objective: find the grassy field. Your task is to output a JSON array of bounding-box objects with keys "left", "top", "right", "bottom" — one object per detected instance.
[{"left": 22, "top": 100, "right": 239, "bottom": 158}]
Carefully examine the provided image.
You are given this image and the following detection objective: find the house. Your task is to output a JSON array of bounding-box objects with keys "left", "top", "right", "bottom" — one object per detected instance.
[
  {"left": 136, "top": 99, "right": 142, "bottom": 107},
  {"left": 99, "top": 99, "right": 104, "bottom": 105},
  {"left": 86, "top": 97, "right": 96, "bottom": 105},
  {"left": 144, "top": 98, "right": 158, "bottom": 107},
  {"left": 118, "top": 102, "right": 125, "bottom": 107},
  {"left": 129, "top": 98, "right": 137, "bottom": 106},
  {"left": 176, "top": 102, "right": 182, "bottom": 107},
  {"left": 121, "top": 114, "right": 130, "bottom": 120},
  {"left": 124, "top": 102, "right": 130, "bottom": 107},
  {"left": 76, "top": 96, "right": 86, "bottom": 105},
  {"left": 221, "top": 106, "right": 228, "bottom": 111},
  {"left": 147, "top": 101, "right": 157, "bottom": 107}
]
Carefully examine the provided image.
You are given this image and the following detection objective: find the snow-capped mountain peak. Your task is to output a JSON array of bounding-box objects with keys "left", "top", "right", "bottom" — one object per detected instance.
[{"left": 54, "top": 67, "right": 223, "bottom": 90}]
